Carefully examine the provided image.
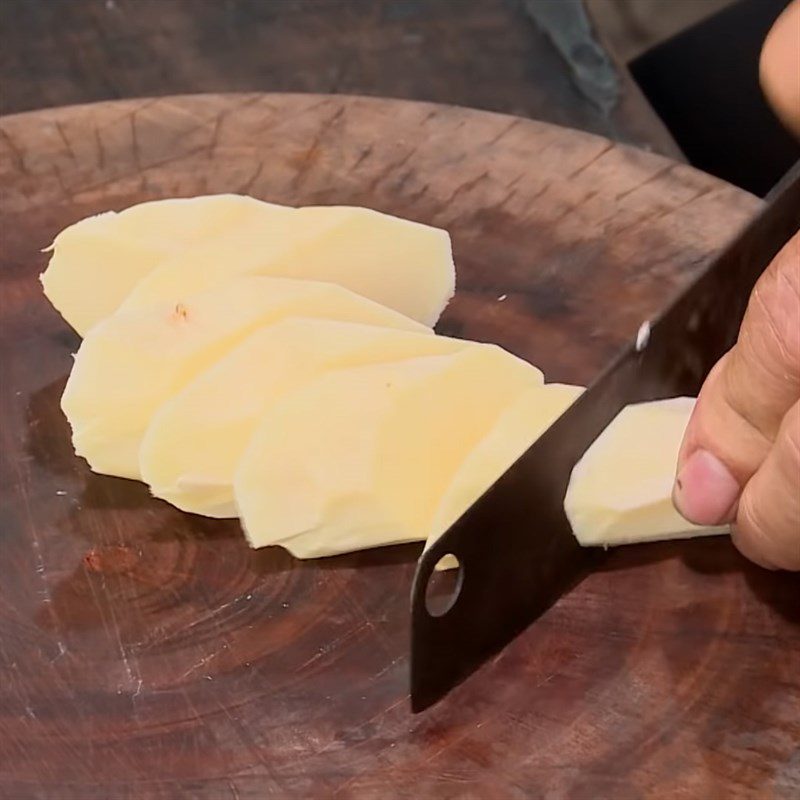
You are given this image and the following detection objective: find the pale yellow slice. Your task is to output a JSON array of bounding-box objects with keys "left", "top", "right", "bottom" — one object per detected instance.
[
  {"left": 61, "top": 277, "right": 428, "bottom": 480},
  {"left": 121, "top": 205, "right": 455, "bottom": 326},
  {"left": 425, "top": 382, "right": 584, "bottom": 567},
  {"left": 140, "top": 319, "right": 474, "bottom": 518},
  {"left": 41, "top": 194, "right": 291, "bottom": 335},
  {"left": 565, "top": 397, "right": 728, "bottom": 546},
  {"left": 234, "top": 347, "right": 544, "bottom": 558}
]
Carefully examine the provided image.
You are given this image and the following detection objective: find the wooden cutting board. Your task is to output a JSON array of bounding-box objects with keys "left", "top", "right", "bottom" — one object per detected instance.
[{"left": 1, "top": 94, "right": 797, "bottom": 800}]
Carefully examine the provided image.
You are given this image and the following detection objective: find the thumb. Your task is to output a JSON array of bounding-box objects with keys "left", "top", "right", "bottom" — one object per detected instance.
[{"left": 673, "top": 232, "right": 800, "bottom": 531}]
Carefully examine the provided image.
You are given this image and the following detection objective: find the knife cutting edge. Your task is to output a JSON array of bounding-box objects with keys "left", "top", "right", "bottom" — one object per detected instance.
[{"left": 410, "top": 160, "right": 800, "bottom": 712}]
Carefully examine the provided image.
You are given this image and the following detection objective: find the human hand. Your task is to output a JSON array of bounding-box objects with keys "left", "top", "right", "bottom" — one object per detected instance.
[
  {"left": 672, "top": 232, "right": 800, "bottom": 570},
  {"left": 672, "top": 3, "right": 800, "bottom": 570}
]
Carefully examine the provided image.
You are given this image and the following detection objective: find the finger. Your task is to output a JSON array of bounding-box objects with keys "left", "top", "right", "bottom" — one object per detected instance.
[
  {"left": 760, "top": 0, "right": 800, "bottom": 139},
  {"left": 673, "top": 355, "right": 761, "bottom": 525},
  {"left": 725, "top": 232, "right": 800, "bottom": 441},
  {"left": 734, "top": 400, "right": 800, "bottom": 571},
  {"left": 674, "top": 232, "right": 800, "bottom": 525}
]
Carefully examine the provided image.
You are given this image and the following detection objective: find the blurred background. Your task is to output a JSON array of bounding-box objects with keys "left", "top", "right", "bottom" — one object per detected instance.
[{"left": 1, "top": 0, "right": 797, "bottom": 195}]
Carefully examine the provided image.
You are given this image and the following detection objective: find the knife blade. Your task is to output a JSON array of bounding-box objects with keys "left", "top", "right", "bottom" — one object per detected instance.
[{"left": 410, "top": 161, "right": 800, "bottom": 712}]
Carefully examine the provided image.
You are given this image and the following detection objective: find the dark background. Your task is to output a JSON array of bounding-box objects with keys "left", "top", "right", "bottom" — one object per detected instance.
[
  {"left": 1, "top": 0, "right": 797, "bottom": 194},
  {"left": 0, "top": 0, "right": 682, "bottom": 153}
]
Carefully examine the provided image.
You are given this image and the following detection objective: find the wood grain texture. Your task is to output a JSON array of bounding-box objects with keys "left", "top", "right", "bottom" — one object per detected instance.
[
  {"left": 1, "top": 93, "right": 797, "bottom": 800},
  {"left": 0, "top": 0, "right": 682, "bottom": 160}
]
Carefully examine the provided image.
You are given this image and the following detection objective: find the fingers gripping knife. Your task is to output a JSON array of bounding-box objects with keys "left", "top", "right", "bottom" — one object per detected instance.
[{"left": 410, "top": 162, "right": 800, "bottom": 712}]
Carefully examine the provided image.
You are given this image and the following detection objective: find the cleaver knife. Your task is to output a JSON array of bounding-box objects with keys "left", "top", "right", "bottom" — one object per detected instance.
[{"left": 410, "top": 161, "right": 800, "bottom": 712}]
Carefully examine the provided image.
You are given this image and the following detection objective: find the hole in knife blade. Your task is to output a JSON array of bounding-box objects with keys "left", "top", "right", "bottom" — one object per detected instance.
[{"left": 424, "top": 554, "right": 463, "bottom": 617}]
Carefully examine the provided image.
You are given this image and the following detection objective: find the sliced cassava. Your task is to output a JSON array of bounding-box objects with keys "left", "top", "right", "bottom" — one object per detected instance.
[
  {"left": 121, "top": 205, "right": 455, "bottom": 326},
  {"left": 61, "top": 277, "right": 428, "bottom": 480},
  {"left": 234, "top": 347, "right": 544, "bottom": 558},
  {"left": 140, "top": 319, "right": 472, "bottom": 518},
  {"left": 564, "top": 397, "right": 728, "bottom": 546},
  {"left": 425, "top": 382, "right": 584, "bottom": 569},
  {"left": 41, "top": 194, "right": 291, "bottom": 335}
]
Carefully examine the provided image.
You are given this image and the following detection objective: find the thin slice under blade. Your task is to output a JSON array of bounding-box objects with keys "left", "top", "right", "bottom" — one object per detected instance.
[{"left": 410, "top": 161, "right": 800, "bottom": 712}]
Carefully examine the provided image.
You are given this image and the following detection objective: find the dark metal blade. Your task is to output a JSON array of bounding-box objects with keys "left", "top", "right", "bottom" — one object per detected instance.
[{"left": 410, "top": 161, "right": 800, "bottom": 712}]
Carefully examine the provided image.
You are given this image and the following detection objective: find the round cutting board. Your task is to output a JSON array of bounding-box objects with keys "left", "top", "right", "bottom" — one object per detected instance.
[{"left": 1, "top": 94, "right": 797, "bottom": 800}]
